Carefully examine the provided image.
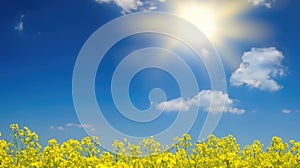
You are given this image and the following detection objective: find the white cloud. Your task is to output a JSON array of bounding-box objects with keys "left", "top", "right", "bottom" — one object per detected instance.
[
  {"left": 230, "top": 47, "right": 285, "bottom": 91},
  {"left": 66, "top": 123, "right": 95, "bottom": 131},
  {"left": 15, "top": 14, "right": 25, "bottom": 31},
  {"left": 156, "top": 90, "right": 245, "bottom": 115},
  {"left": 57, "top": 126, "right": 64, "bottom": 131},
  {"left": 249, "top": 0, "right": 275, "bottom": 8},
  {"left": 50, "top": 123, "right": 95, "bottom": 131},
  {"left": 200, "top": 48, "right": 210, "bottom": 59},
  {"left": 95, "top": 0, "right": 111, "bottom": 3},
  {"left": 95, "top": 0, "right": 165, "bottom": 14},
  {"left": 282, "top": 109, "right": 291, "bottom": 114}
]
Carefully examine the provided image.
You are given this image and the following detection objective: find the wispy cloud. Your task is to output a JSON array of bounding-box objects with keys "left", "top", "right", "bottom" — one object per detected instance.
[
  {"left": 200, "top": 48, "right": 210, "bottom": 59},
  {"left": 50, "top": 123, "right": 95, "bottom": 131},
  {"left": 156, "top": 90, "right": 245, "bottom": 115},
  {"left": 57, "top": 126, "right": 65, "bottom": 131},
  {"left": 248, "top": 0, "right": 275, "bottom": 8},
  {"left": 66, "top": 123, "right": 95, "bottom": 131},
  {"left": 95, "top": 0, "right": 166, "bottom": 14},
  {"left": 281, "top": 109, "right": 299, "bottom": 114},
  {"left": 230, "top": 47, "right": 285, "bottom": 91},
  {"left": 15, "top": 14, "right": 25, "bottom": 31},
  {"left": 281, "top": 109, "right": 291, "bottom": 114}
]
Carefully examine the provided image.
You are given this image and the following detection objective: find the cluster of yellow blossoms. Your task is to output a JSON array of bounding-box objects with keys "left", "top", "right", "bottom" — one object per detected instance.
[{"left": 1, "top": 124, "right": 300, "bottom": 167}]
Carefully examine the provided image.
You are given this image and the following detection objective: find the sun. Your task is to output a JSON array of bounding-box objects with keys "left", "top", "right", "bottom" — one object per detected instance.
[
  {"left": 174, "top": 0, "right": 254, "bottom": 45},
  {"left": 177, "top": 2, "right": 220, "bottom": 43},
  {"left": 171, "top": 0, "right": 270, "bottom": 68}
]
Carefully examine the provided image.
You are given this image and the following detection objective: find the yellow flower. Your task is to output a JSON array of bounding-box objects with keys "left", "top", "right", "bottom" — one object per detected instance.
[{"left": 2, "top": 123, "right": 300, "bottom": 167}]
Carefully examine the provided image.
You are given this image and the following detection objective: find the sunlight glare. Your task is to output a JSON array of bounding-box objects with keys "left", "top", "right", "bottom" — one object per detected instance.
[{"left": 171, "top": 0, "right": 271, "bottom": 69}]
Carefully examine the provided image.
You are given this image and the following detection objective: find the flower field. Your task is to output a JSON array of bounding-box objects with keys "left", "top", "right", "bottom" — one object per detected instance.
[{"left": 1, "top": 124, "right": 300, "bottom": 167}]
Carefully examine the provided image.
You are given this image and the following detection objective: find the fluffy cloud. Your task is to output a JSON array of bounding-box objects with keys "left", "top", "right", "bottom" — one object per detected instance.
[
  {"left": 230, "top": 47, "right": 285, "bottom": 91},
  {"left": 15, "top": 14, "right": 25, "bottom": 31},
  {"left": 156, "top": 90, "right": 245, "bottom": 114},
  {"left": 95, "top": 0, "right": 165, "bottom": 14},
  {"left": 248, "top": 0, "right": 275, "bottom": 8}
]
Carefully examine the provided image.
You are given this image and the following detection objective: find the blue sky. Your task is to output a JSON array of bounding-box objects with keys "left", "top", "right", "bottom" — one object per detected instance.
[{"left": 1, "top": 0, "right": 300, "bottom": 149}]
